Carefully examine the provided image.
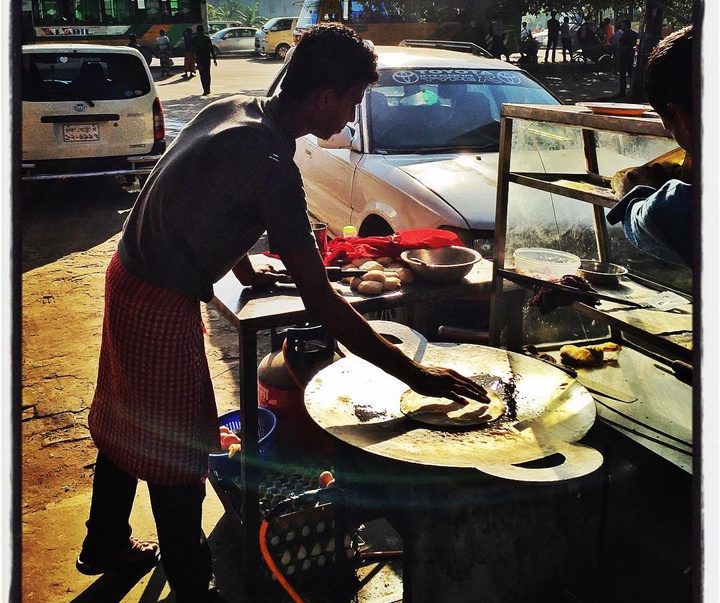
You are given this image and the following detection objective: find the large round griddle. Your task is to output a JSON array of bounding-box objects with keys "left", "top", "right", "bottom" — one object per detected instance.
[{"left": 305, "top": 337, "right": 602, "bottom": 483}]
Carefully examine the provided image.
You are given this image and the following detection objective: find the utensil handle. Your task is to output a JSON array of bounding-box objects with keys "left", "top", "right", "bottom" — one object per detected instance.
[{"left": 475, "top": 442, "right": 603, "bottom": 482}]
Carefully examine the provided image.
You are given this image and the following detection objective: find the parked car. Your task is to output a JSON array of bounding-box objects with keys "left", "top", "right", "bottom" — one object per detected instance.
[
  {"left": 208, "top": 20, "right": 240, "bottom": 34},
  {"left": 266, "top": 41, "right": 560, "bottom": 255},
  {"left": 21, "top": 44, "right": 166, "bottom": 183},
  {"left": 255, "top": 17, "right": 298, "bottom": 59},
  {"left": 211, "top": 26, "right": 259, "bottom": 56}
]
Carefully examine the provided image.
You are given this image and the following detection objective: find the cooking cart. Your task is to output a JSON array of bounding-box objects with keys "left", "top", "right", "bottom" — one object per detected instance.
[{"left": 208, "top": 254, "right": 493, "bottom": 598}]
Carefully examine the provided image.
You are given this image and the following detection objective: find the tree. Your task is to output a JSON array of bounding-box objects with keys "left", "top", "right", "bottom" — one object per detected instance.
[{"left": 208, "top": 0, "right": 267, "bottom": 27}]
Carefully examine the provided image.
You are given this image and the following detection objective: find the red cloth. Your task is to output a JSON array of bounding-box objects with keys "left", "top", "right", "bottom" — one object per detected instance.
[
  {"left": 265, "top": 228, "right": 465, "bottom": 265},
  {"left": 89, "top": 252, "right": 219, "bottom": 486}
]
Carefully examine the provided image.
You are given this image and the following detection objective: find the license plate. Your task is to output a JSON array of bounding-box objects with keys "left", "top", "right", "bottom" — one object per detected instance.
[{"left": 63, "top": 124, "right": 100, "bottom": 142}]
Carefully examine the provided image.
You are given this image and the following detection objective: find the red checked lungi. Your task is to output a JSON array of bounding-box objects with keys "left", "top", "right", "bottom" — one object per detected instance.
[{"left": 88, "top": 252, "right": 220, "bottom": 486}]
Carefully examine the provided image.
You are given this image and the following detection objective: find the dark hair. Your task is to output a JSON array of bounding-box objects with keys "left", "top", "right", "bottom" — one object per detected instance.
[
  {"left": 280, "top": 23, "right": 378, "bottom": 100},
  {"left": 622, "top": 19, "right": 631, "bottom": 28},
  {"left": 645, "top": 25, "right": 692, "bottom": 114},
  {"left": 129, "top": 33, "right": 137, "bottom": 41}
]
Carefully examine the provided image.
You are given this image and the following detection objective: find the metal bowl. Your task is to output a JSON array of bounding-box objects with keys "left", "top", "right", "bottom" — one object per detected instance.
[
  {"left": 401, "top": 246, "right": 483, "bottom": 282},
  {"left": 577, "top": 260, "right": 628, "bottom": 285}
]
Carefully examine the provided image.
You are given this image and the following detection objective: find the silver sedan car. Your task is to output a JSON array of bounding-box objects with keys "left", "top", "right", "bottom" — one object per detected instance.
[
  {"left": 211, "top": 27, "right": 258, "bottom": 56},
  {"left": 267, "top": 41, "right": 560, "bottom": 256}
]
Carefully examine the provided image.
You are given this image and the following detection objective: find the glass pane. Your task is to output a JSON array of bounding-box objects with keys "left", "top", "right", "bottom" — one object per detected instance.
[{"left": 22, "top": 52, "right": 151, "bottom": 101}]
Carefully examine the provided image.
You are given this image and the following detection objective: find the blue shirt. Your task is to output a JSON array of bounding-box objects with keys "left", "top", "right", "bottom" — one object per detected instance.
[{"left": 606, "top": 179, "right": 693, "bottom": 267}]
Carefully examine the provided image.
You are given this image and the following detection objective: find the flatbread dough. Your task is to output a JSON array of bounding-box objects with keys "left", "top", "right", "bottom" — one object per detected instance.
[{"left": 400, "top": 384, "right": 506, "bottom": 427}]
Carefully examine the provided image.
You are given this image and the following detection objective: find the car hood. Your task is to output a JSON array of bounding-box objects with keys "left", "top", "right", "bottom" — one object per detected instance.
[{"left": 383, "top": 153, "right": 500, "bottom": 230}]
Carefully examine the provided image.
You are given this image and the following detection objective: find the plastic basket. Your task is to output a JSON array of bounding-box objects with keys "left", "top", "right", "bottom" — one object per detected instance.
[{"left": 209, "top": 408, "right": 277, "bottom": 482}]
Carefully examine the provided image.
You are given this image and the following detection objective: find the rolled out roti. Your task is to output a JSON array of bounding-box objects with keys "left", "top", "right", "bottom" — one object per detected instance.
[{"left": 399, "top": 384, "right": 505, "bottom": 427}]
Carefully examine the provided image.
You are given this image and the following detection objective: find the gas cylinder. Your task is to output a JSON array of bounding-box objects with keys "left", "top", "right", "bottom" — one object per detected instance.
[{"left": 258, "top": 326, "right": 336, "bottom": 455}]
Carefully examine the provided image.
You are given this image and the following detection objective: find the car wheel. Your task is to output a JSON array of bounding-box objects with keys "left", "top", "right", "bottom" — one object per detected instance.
[
  {"left": 275, "top": 44, "right": 290, "bottom": 60},
  {"left": 359, "top": 215, "right": 394, "bottom": 238}
]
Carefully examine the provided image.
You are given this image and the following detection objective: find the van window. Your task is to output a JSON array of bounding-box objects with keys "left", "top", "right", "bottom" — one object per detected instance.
[{"left": 22, "top": 52, "right": 151, "bottom": 102}]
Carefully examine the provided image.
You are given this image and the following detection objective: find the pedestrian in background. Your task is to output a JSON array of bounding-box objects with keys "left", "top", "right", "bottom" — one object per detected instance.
[
  {"left": 182, "top": 27, "right": 196, "bottom": 78},
  {"left": 616, "top": 19, "right": 638, "bottom": 98},
  {"left": 156, "top": 29, "right": 171, "bottom": 77},
  {"left": 490, "top": 16, "right": 507, "bottom": 61},
  {"left": 127, "top": 33, "right": 144, "bottom": 58},
  {"left": 560, "top": 16, "right": 572, "bottom": 62},
  {"left": 194, "top": 24, "right": 217, "bottom": 96},
  {"left": 545, "top": 11, "right": 560, "bottom": 63}
]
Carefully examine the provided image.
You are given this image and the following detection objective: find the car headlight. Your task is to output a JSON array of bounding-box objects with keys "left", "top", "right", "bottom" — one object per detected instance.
[{"left": 438, "top": 227, "right": 494, "bottom": 258}]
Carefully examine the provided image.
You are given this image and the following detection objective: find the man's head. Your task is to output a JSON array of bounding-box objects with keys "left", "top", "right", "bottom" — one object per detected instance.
[
  {"left": 281, "top": 23, "right": 377, "bottom": 101},
  {"left": 279, "top": 23, "right": 378, "bottom": 139},
  {"left": 622, "top": 19, "right": 631, "bottom": 30},
  {"left": 159, "top": 29, "right": 165, "bottom": 36},
  {"left": 551, "top": 11, "right": 557, "bottom": 17},
  {"left": 564, "top": 17, "right": 569, "bottom": 23},
  {"left": 196, "top": 25, "right": 204, "bottom": 33},
  {"left": 522, "top": 22, "right": 527, "bottom": 28},
  {"left": 129, "top": 33, "right": 137, "bottom": 42},
  {"left": 645, "top": 25, "right": 693, "bottom": 152}
]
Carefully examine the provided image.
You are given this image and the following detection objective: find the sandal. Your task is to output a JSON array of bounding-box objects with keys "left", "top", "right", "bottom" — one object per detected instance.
[{"left": 76, "top": 537, "right": 160, "bottom": 576}]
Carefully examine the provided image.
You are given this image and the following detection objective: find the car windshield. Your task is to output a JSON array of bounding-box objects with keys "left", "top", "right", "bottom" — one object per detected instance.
[
  {"left": 368, "top": 68, "right": 558, "bottom": 153},
  {"left": 22, "top": 52, "right": 151, "bottom": 102}
]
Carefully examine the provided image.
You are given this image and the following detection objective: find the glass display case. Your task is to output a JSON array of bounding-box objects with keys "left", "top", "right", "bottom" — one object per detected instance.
[
  {"left": 489, "top": 103, "right": 692, "bottom": 359},
  {"left": 489, "top": 103, "right": 693, "bottom": 474}
]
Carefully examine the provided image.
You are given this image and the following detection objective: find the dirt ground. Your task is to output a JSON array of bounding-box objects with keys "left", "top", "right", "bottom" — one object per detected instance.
[{"left": 17, "top": 61, "right": 622, "bottom": 602}]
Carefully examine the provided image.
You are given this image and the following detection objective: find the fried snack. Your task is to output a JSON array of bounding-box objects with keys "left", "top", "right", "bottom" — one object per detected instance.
[
  {"left": 559, "top": 342, "right": 622, "bottom": 367},
  {"left": 560, "top": 344, "right": 604, "bottom": 367}
]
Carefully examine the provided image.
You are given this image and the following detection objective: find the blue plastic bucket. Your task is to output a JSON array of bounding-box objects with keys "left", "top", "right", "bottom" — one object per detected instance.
[{"left": 208, "top": 408, "right": 277, "bottom": 482}]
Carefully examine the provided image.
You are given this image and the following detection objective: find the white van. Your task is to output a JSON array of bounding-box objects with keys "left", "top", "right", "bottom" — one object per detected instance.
[
  {"left": 254, "top": 17, "right": 298, "bottom": 59},
  {"left": 21, "top": 44, "right": 166, "bottom": 183}
]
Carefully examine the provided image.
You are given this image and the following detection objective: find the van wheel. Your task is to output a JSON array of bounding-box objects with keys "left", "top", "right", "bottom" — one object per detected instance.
[{"left": 275, "top": 44, "right": 290, "bottom": 60}]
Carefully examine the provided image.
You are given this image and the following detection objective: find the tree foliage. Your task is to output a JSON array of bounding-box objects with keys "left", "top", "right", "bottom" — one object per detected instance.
[{"left": 207, "top": 0, "right": 267, "bottom": 27}]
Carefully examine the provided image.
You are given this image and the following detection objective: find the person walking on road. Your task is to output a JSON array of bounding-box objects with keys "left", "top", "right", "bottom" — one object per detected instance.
[
  {"left": 560, "top": 16, "right": 572, "bottom": 62},
  {"left": 615, "top": 19, "right": 638, "bottom": 97},
  {"left": 490, "top": 16, "right": 507, "bottom": 61},
  {"left": 545, "top": 11, "right": 560, "bottom": 63},
  {"left": 156, "top": 29, "right": 171, "bottom": 77},
  {"left": 75, "top": 22, "right": 489, "bottom": 603},
  {"left": 194, "top": 24, "right": 217, "bottom": 96},
  {"left": 182, "top": 27, "right": 196, "bottom": 78}
]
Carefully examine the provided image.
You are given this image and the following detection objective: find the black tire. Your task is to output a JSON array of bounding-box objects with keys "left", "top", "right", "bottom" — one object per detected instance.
[
  {"left": 275, "top": 43, "right": 290, "bottom": 60},
  {"left": 596, "top": 54, "right": 614, "bottom": 80},
  {"left": 570, "top": 53, "right": 587, "bottom": 80}
]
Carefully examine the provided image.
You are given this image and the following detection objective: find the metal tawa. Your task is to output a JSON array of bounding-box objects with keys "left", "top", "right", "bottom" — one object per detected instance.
[{"left": 304, "top": 336, "right": 602, "bottom": 483}]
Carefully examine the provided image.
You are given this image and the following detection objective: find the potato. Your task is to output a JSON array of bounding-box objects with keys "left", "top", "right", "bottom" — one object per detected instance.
[
  {"left": 382, "top": 277, "right": 402, "bottom": 291},
  {"left": 396, "top": 267, "right": 414, "bottom": 284},
  {"left": 382, "top": 270, "right": 399, "bottom": 280},
  {"left": 359, "top": 260, "right": 384, "bottom": 271},
  {"left": 358, "top": 280, "right": 383, "bottom": 295},
  {"left": 376, "top": 256, "right": 394, "bottom": 266},
  {"left": 362, "top": 270, "right": 386, "bottom": 283},
  {"left": 351, "top": 257, "right": 372, "bottom": 268},
  {"left": 349, "top": 277, "right": 363, "bottom": 290}
]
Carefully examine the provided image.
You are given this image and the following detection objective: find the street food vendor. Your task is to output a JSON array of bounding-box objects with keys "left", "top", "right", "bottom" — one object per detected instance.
[
  {"left": 76, "top": 23, "right": 489, "bottom": 603},
  {"left": 607, "top": 25, "right": 694, "bottom": 268}
]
